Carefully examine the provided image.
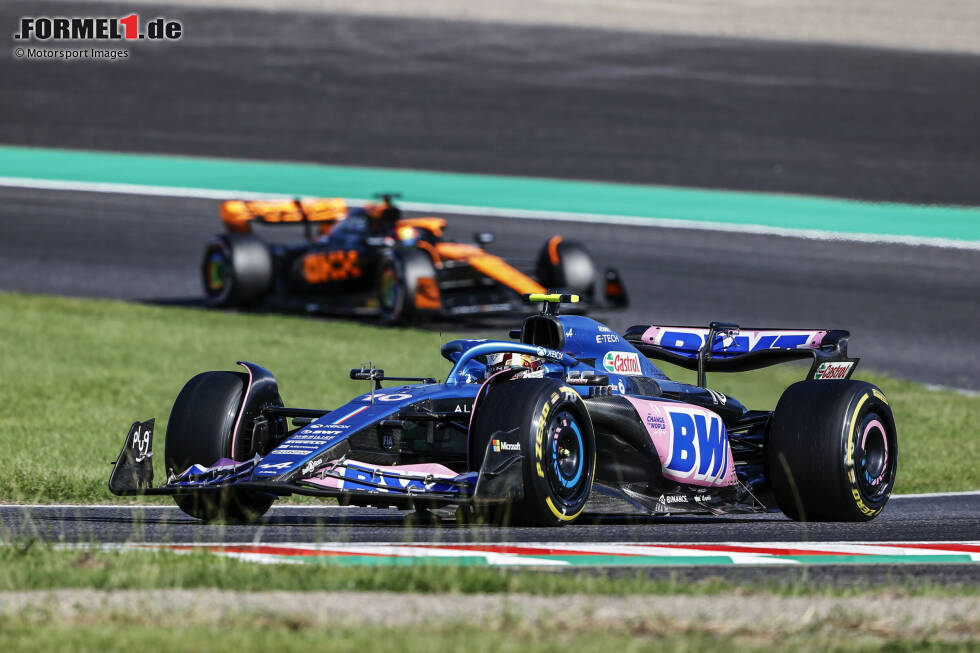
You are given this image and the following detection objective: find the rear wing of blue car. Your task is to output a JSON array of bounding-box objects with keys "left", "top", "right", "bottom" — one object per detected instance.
[{"left": 624, "top": 321, "right": 858, "bottom": 386}]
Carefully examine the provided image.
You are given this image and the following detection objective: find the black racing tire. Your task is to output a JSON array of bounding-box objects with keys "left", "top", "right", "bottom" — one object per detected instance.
[
  {"left": 535, "top": 237, "right": 596, "bottom": 298},
  {"left": 377, "top": 247, "right": 438, "bottom": 325},
  {"left": 165, "top": 371, "right": 274, "bottom": 523},
  {"left": 202, "top": 234, "right": 273, "bottom": 307},
  {"left": 470, "top": 379, "right": 596, "bottom": 526},
  {"left": 767, "top": 380, "right": 897, "bottom": 522}
]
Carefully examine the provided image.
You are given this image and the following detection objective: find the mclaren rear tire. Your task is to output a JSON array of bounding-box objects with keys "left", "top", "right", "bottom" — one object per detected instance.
[
  {"left": 377, "top": 247, "right": 439, "bottom": 325},
  {"left": 165, "top": 371, "right": 274, "bottom": 523},
  {"left": 470, "top": 379, "right": 596, "bottom": 526},
  {"left": 535, "top": 237, "right": 597, "bottom": 299},
  {"left": 202, "top": 234, "right": 273, "bottom": 308},
  {"left": 768, "top": 380, "right": 897, "bottom": 522}
]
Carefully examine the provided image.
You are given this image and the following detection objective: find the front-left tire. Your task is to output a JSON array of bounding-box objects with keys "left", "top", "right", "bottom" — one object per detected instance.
[
  {"left": 469, "top": 379, "right": 596, "bottom": 526},
  {"left": 165, "top": 371, "right": 275, "bottom": 523}
]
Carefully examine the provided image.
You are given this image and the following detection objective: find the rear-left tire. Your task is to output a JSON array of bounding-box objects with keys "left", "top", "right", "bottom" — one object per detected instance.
[
  {"left": 202, "top": 234, "right": 273, "bottom": 308},
  {"left": 767, "top": 380, "right": 897, "bottom": 522},
  {"left": 165, "top": 371, "right": 275, "bottom": 523},
  {"left": 535, "top": 237, "right": 597, "bottom": 298},
  {"left": 377, "top": 248, "right": 439, "bottom": 325}
]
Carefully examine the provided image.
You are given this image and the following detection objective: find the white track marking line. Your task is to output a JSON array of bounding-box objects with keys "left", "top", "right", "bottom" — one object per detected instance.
[
  {"left": 109, "top": 541, "right": 980, "bottom": 565},
  {"left": 387, "top": 202, "right": 980, "bottom": 251},
  {"left": 0, "top": 504, "right": 181, "bottom": 509},
  {"left": 120, "top": 541, "right": 980, "bottom": 553},
  {"left": 1, "top": 176, "right": 978, "bottom": 251},
  {"left": 922, "top": 384, "right": 980, "bottom": 397},
  {"left": 110, "top": 540, "right": 980, "bottom": 549},
  {"left": 0, "top": 177, "right": 284, "bottom": 200},
  {"left": 890, "top": 490, "right": 980, "bottom": 499},
  {"left": 0, "top": 503, "right": 356, "bottom": 509}
]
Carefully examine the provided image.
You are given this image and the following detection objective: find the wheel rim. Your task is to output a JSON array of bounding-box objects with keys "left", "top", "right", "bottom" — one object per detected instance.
[
  {"left": 857, "top": 413, "right": 892, "bottom": 500},
  {"left": 548, "top": 410, "right": 586, "bottom": 499},
  {"left": 205, "top": 251, "right": 229, "bottom": 295},
  {"left": 379, "top": 266, "right": 400, "bottom": 312}
]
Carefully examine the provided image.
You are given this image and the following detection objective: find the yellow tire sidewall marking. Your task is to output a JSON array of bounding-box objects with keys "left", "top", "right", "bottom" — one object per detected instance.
[
  {"left": 535, "top": 386, "right": 595, "bottom": 522},
  {"left": 846, "top": 392, "right": 880, "bottom": 518}
]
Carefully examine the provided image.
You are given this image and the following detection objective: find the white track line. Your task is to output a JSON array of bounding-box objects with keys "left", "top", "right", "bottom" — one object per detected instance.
[
  {"left": 922, "top": 383, "right": 980, "bottom": 397},
  {"left": 0, "top": 504, "right": 179, "bottom": 509},
  {"left": 0, "top": 176, "right": 284, "bottom": 201},
  {"left": 2, "top": 176, "right": 978, "bottom": 251},
  {"left": 108, "top": 540, "right": 980, "bottom": 565},
  {"left": 890, "top": 490, "right": 980, "bottom": 499}
]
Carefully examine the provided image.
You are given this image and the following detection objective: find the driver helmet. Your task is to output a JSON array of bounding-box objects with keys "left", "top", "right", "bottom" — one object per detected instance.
[{"left": 485, "top": 352, "right": 543, "bottom": 377}]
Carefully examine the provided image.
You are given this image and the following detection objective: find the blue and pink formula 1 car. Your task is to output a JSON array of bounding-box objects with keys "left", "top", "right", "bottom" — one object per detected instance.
[{"left": 110, "top": 295, "right": 897, "bottom": 525}]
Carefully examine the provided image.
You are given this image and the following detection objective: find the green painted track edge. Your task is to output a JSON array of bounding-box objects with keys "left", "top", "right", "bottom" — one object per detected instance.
[{"left": 1, "top": 144, "right": 979, "bottom": 242}]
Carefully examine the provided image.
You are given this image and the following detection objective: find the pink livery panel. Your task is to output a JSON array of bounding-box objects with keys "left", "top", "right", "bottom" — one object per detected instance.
[{"left": 625, "top": 397, "right": 737, "bottom": 487}]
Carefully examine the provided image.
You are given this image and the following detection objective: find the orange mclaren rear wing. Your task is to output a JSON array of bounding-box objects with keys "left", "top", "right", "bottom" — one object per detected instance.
[{"left": 221, "top": 198, "right": 348, "bottom": 234}]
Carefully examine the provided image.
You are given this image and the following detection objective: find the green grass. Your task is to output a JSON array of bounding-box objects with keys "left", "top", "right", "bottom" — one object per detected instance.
[
  {"left": 0, "top": 545, "right": 975, "bottom": 597},
  {"left": 0, "top": 292, "right": 450, "bottom": 503},
  {"left": 0, "top": 291, "right": 976, "bottom": 503},
  {"left": 1, "top": 620, "right": 973, "bottom": 653}
]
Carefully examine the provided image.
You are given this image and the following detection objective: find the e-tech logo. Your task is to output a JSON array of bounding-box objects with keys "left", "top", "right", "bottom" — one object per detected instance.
[
  {"left": 602, "top": 351, "right": 642, "bottom": 375},
  {"left": 14, "top": 15, "right": 182, "bottom": 41}
]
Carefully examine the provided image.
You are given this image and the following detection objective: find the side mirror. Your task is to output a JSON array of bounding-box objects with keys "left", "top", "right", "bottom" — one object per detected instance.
[{"left": 474, "top": 232, "right": 495, "bottom": 246}]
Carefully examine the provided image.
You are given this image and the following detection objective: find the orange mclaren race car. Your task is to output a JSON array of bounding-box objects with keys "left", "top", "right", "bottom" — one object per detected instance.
[{"left": 202, "top": 194, "right": 627, "bottom": 323}]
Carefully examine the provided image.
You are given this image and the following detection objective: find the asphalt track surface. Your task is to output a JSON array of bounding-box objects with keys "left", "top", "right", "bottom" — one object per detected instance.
[
  {"left": 3, "top": 495, "right": 978, "bottom": 546},
  {"left": 2, "top": 185, "right": 978, "bottom": 389},
  {"left": 3, "top": 2, "right": 980, "bottom": 206}
]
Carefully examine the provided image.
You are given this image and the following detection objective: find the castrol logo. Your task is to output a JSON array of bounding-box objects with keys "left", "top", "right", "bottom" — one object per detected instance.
[
  {"left": 813, "top": 361, "right": 854, "bottom": 380},
  {"left": 603, "top": 351, "right": 642, "bottom": 376}
]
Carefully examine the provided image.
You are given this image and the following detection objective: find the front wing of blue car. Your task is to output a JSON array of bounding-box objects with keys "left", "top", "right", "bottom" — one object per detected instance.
[{"left": 109, "top": 416, "right": 525, "bottom": 508}]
